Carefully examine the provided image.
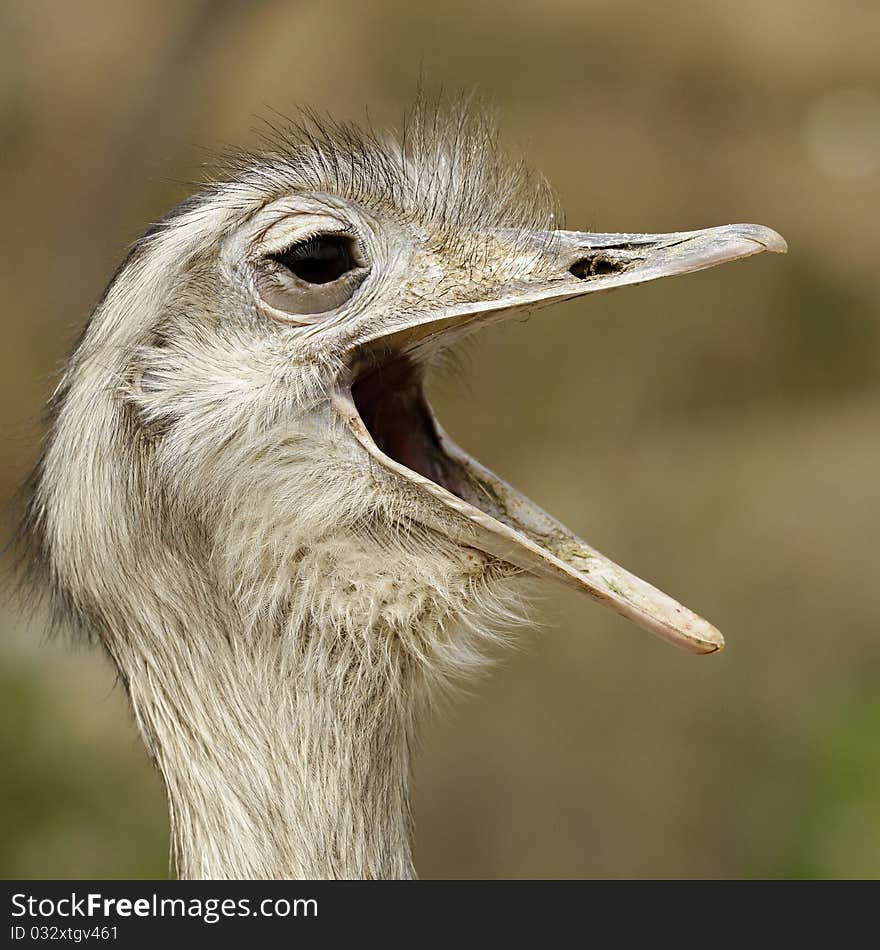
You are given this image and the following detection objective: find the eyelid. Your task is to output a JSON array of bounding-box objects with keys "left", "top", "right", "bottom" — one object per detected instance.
[
  {"left": 256, "top": 213, "right": 362, "bottom": 258},
  {"left": 256, "top": 265, "right": 368, "bottom": 318}
]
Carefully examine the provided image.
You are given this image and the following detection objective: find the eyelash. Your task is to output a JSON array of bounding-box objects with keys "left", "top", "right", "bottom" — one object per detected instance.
[
  {"left": 281, "top": 237, "right": 323, "bottom": 263},
  {"left": 268, "top": 225, "right": 364, "bottom": 256}
]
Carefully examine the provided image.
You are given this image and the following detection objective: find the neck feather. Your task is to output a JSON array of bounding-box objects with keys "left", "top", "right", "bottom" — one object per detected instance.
[
  {"left": 124, "top": 613, "right": 419, "bottom": 879},
  {"left": 45, "top": 471, "right": 522, "bottom": 878}
]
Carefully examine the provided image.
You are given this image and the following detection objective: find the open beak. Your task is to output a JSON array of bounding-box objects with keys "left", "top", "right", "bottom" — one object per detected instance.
[{"left": 333, "top": 223, "right": 787, "bottom": 655}]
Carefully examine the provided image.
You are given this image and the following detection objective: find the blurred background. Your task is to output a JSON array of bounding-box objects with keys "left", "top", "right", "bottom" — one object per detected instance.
[{"left": 1, "top": 0, "right": 879, "bottom": 878}]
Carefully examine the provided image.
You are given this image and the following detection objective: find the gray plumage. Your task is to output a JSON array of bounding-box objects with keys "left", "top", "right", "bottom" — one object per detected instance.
[{"left": 17, "top": 100, "right": 785, "bottom": 879}]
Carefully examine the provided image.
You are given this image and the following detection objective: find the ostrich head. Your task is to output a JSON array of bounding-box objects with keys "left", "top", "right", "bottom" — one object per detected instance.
[{"left": 22, "top": 105, "right": 785, "bottom": 879}]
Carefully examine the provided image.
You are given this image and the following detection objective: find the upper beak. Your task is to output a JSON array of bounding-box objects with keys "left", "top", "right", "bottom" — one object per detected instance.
[
  {"left": 558, "top": 223, "right": 787, "bottom": 290},
  {"left": 344, "top": 222, "right": 787, "bottom": 655},
  {"left": 363, "top": 223, "right": 787, "bottom": 353}
]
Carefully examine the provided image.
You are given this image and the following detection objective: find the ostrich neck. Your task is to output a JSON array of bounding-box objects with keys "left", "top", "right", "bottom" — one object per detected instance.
[{"left": 124, "top": 613, "right": 418, "bottom": 880}]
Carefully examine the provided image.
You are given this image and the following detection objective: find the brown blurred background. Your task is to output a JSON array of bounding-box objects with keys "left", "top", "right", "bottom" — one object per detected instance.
[{"left": 1, "top": 0, "right": 879, "bottom": 879}]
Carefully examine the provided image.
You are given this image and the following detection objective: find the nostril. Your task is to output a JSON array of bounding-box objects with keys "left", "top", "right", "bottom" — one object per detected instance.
[{"left": 569, "top": 255, "right": 626, "bottom": 280}]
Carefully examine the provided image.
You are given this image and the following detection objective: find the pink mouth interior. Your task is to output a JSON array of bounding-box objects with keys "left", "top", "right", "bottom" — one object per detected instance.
[{"left": 351, "top": 353, "right": 466, "bottom": 498}]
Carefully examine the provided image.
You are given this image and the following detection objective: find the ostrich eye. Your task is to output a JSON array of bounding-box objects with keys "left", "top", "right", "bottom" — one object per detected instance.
[
  {"left": 272, "top": 235, "right": 357, "bottom": 285},
  {"left": 258, "top": 232, "right": 368, "bottom": 317}
]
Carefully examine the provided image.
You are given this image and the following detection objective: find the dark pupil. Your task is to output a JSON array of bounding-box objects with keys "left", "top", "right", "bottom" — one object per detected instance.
[{"left": 274, "top": 235, "right": 355, "bottom": 285}]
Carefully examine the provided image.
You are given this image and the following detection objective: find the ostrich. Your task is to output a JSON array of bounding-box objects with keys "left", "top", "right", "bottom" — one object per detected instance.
[{"left": 19, "top": 105, "right": 785, "bottom": 880}]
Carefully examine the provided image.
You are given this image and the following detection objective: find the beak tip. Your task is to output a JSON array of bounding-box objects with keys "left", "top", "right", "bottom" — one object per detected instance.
[
  {"left": 762, "top": 230, "right": 788, "bottom": 255},
  {"left": 741, "top": 224, "right": 788, "bottom": 255},
  {"left": 698, "top": 629, "right": 725, "bottom": 655}
]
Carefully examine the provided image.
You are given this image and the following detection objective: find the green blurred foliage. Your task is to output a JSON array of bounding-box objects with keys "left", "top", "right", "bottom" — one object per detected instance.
[
  {"left": 1, "top": 0, "right": 878, "bottom": 878},
  {"left": 0, "top": 652, "right": 168, "bottom": 878}
]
